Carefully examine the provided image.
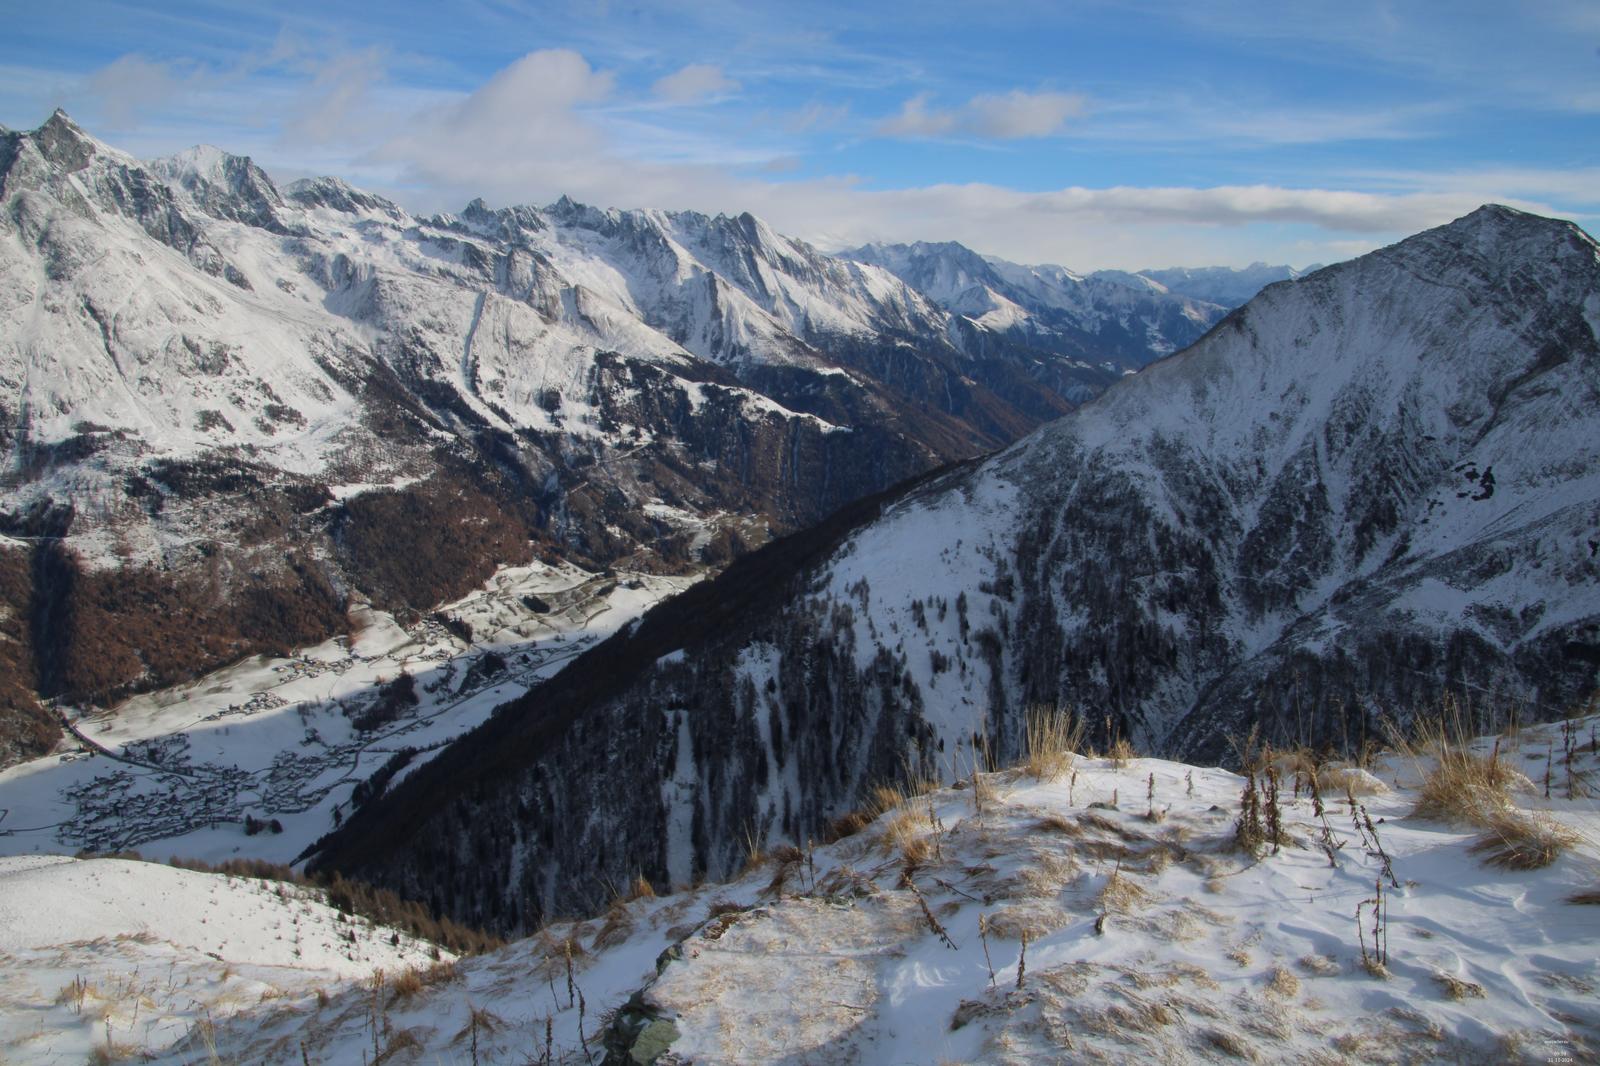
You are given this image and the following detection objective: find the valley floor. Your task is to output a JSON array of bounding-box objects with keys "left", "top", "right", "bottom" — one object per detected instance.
[{"left": 0, "top": 560, "right": 700, "bottom": 867}]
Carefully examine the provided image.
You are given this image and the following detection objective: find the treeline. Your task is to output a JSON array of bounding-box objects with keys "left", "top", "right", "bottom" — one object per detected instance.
[
  {"left": 0, "top": 544, "right": 59, "bottom": 763},
  {"left": 151, "top": 853, "right": 504, "bottom": 956},
  {"left": 27, "top": 540, "right": 345, "bottom": 706}
]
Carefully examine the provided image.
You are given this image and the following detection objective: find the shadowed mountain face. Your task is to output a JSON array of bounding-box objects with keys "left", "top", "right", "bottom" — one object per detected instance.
[
  {"left": 0, "top": 113, "right": 1122, "bottom": 754},
  {"left": 314, "top": 205, "right": 1600, "bottom": 934}
]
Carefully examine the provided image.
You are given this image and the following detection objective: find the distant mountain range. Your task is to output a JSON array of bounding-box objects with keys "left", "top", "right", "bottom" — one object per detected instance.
[
  {"left": 0, "top": 112, "right": 1302, "bottom": 763},
  {"left": 841, "top": 241, "right": 1309, "bottom": 376}
]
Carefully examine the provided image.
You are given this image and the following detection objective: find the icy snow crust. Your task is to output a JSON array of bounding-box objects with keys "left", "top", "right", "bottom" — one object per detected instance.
[{"left": 45, "top": 717, "right": 1596, "bottom": 1064}]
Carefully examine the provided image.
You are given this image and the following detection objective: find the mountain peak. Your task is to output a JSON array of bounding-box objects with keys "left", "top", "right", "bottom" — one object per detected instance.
[{"left": 32, "top": 108, "right": 99, "bottom": 172}]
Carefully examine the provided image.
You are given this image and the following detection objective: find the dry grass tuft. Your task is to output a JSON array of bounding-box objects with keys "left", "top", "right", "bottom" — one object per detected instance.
[
  {"left": 1107, "top": 737, "right": 1137, "bottom": 768},
  {"left": 1432, "top": 972, "right": 1486, "bottom": 1000},
  {"left": 1265, "top": 966, "right": 1301, "bottom": 999},
  {"left": 824, "top": 808, "right": 875, "bottom": 842},
  {"left": 451, "top": 1004, "right": 506, "bottom": 1044},
  {"left": 1467, "top": 811, "right": 1579, "bottom": 870},
  {"left": 1097, "top": 866, "right": 1149, "bottom": 913},
  {"left": 869, "top": 784, "right": 911, "bottom": 817},
  {"left": 388, "top": 965, "right": 424, "bottom": 1002},
  {"left": 1024, "top": 705, "right": 1084, "bottom": 781},
  {"left": 592, "top": 901, "right": 634, "bottom": 949},
  {"left": 1567, "top": 889, "right": 1600, "bottom": 905},
  {"left": 1409, "top": 722, "right": 1531, "bottom": 827},
  {"left": 985, "top": 901, "right": 1070, "bottom": 940},
  {"left": 881, "top": 809, "right": 932, "bottom": 867},
  {"left": 1297, "top": 954, "right": 1341, "bottom": 976},
  {"left": 1016, "top": 853, "right": 1076, "bottom": 897},
  {"left": 1202, "top": 1027, "right": 1258, "bottom": 1060},
  {"left": 1032, "top": 812, "right": 1083, "bottom": 837}
]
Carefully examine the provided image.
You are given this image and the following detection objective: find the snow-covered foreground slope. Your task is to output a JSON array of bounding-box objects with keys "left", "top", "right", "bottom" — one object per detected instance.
[
  {"left": 0, "top": 854, "right": 447, "bottom": 1063},
  {"left": 88, "top": 715, "right": 1600, "bottom": 1065},
  {"left": 0, "top": 559, "right": 696, "bottom": 866}
]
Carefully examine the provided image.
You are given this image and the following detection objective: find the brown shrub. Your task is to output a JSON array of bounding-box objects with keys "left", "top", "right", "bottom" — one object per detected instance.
[{"left": 1467, "top": 812, "right": 1579, "bottom": 870}]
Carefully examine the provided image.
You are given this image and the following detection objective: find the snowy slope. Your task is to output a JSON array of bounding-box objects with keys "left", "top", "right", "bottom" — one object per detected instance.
[
  {"left": 0, "top": 854, "right": 447, "bottom": 1063},
  {"left": 766, "top": 204, "right": 1600, "bottom": 759},
  {"left": 2, "top": 111, "right": 1102, "bottom": 751},
  {"left": 314, "top": 204, "right": 1600, "bottom": 930},
  {"left": 67, "top": 715, "right": 1600, "bottom": 1065}
]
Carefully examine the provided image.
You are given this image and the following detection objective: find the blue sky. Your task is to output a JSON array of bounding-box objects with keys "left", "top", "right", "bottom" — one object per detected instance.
[{"left": 2, "top": 0, "right": 1597, "bottom": 268}]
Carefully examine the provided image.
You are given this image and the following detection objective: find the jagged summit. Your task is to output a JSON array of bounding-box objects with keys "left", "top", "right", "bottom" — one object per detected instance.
[
  {"left": 842, "top": 237, "right": 1232, "bottom": 369},
  {"left": 282, "top": 173, "right": 404, "bottom": 218}
]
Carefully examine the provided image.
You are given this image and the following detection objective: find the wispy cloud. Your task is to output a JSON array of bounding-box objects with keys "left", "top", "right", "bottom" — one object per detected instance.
[
  {"left": 877, "top": 89, "right": 1087, "bottom": 139},
  {"left": 651, "top": 63, "right": 739, "bottom": 104},
  {"left": 83, "top": 54, "right": 190, "bottom": 129}
]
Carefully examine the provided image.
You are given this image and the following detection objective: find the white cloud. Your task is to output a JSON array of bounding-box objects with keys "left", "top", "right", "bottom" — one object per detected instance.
[
  {"left": 84, "top": 55, "right": 185, "bottom": 130},
  {"left": 651, "top": 64, "right": 739, "bottom": 103},
  {"left": 283, "top": 48, "right": 388, "bottom": 145},
  {"left": 40, "top": 48, "right": 1582, "bottom": 271},
  {"left": 877, "top": 93, "right": 957, "bottom": 137},
  {"left": 877, "top": 88, "right": 1086, "bottom": 139},
  {"left": 373, "top": 49, "right": 614, "bottom": 192},
  {"left": 963, "top": 90, "right": 1087, "bottom": 138}
]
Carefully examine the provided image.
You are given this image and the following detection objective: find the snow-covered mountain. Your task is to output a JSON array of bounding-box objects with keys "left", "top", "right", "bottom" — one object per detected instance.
[
  {"left": 841, "top": 240, "right": 1292, "bottom": 374},
  {"left": 0, "top": 112, "right": 1117, "bottom": 762},
  {"left": 1137, "top": 260, "right": 1313, "bottom": 307},
  {"left": 314, "top": 204, "right": 1600, "bottom": 930}
]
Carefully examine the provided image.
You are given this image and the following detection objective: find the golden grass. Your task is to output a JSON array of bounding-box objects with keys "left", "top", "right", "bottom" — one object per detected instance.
[
  {"left": 1467, "top": 811, "right": 1579, "bottom": 870},
  {"left": 985, "top": 901, "right": 1070, "bottom": 940},
  {"left": 1024, "top": 705, "right": 1084, "bottom": 781},
  {"left": 1202, "top": 1027, "right": 1257, "bottom": 1060},
  {"left": 1297, "top": 954, "right": 1341, "bottom": 976},
  {"left": 1431, "top": 972, "right": 1486, "bottom": 1000},
  {"left": 1410, "top": 740, "right": 1529, "bottom": 827},
  {"left": 881, "top": 808, "right": 933, "bottom": 867},
  {"left": 1319, "top": 767, "right": 1389, "bottom": 797},
  {"left": 1097, "top": 866, "right": 1149, "bottom": 913},
  {"left": 1032, "top": 812, "right": 1083, "bottom": 836},
  {"left": 1265, "top": 966, "right": 1301, "bottom": 999},
  {"left": 1107, "top": 737, "right": 1137, "bottom": 769}
]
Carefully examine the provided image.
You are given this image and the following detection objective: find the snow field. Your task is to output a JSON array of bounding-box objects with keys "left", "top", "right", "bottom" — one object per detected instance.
[
  {"left": 0, "top": 855, "right": 448, "bottom": 1064},
  {"left": 106, "top": 714, "right": 1600, "bottom": 1065}
]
